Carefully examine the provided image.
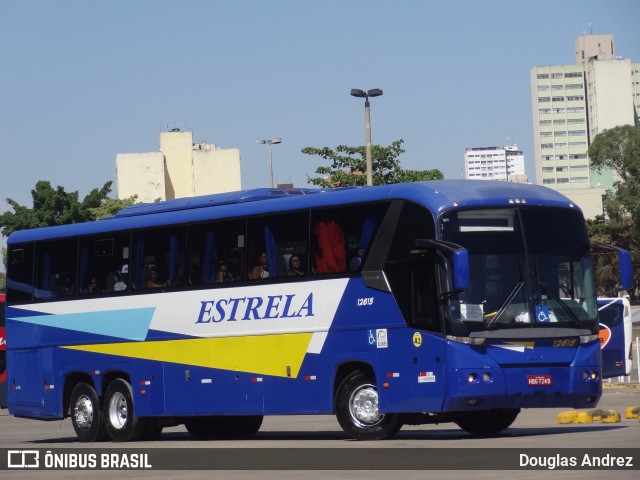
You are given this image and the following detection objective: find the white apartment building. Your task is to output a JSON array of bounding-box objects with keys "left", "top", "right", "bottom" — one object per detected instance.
[
  {"left": 464, "top": 145, "right": 526, "bottom": 182},
  {"left": 116, "top": 129, "right": 241, "bottom": 203},
  {"left": 530, "top": 34, "right": 640, "bottom": 218}
]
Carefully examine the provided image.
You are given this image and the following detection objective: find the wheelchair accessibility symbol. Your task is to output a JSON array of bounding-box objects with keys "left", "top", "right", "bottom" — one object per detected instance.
[{"left": 536, "top": 306, "right": 551, "bottom": 323}]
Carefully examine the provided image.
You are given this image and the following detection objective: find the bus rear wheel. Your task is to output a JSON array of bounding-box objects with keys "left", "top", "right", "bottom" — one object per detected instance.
[
  {"left": 454, "top": 408, "right": 520, "bottom": 436},
  {"left": 103, "top": 379, "right": 145, "bottom": 442},
  {"left": 335, "top": 370, "right": 403, "bottom": 440},
  {"left": 70, "top": 383, "right": 107, "bottom": 442}
]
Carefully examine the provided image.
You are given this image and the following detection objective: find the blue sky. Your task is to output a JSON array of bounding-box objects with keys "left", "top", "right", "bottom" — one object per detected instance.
[{"left": 1, "top": 0, "right": 639, "bottom": 215}]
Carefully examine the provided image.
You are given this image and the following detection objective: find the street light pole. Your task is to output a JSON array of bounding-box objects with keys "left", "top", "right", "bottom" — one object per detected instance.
[
  {"left": 256, "top": 137, "right": 282, "bottom": 187},
  {"left": 350, "top": 88, "right": 383, "bottom": 186}
]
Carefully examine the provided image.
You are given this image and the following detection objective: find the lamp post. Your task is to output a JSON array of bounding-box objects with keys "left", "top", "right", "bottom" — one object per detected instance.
[
  {"left": 256, "top": 137, "right": 282, "bottom": 187},
  {"left": 350, "top": 88, "right": 383, "bottom": 186}
]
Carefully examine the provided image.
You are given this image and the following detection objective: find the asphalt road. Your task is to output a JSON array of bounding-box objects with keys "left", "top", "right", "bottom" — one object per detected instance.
[{"left": 0, "top": 385, "right": 639, "bottom": 480}]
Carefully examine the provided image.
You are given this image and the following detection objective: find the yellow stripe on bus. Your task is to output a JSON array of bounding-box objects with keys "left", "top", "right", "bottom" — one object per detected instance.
[{"left": 62, "top": 333, "right": 314, "bottom": 378}]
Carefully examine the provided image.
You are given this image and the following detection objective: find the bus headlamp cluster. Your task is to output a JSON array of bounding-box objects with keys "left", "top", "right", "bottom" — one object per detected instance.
[
  {"left": 467, "top": 372, "right": 492, "bottom": 383},
  {"left": 582, "top": 370, "right": 599, "bottom": 381}
]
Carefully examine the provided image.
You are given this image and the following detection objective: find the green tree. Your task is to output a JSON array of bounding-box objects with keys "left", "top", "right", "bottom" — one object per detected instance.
[
  {"left": 304, "top": 139, "right": 443, "bottom": 187},
  {"left": 87, "top": 196, "right": 138, "bottom": 220},
  {"left": 589, "top": 125, "right": 640, "bottom": 233},
  {"left": 588, "top": 125, "right": 640, "bottom": 300},
  {"left": 0, "top": 180, "right": 136, "bottom": 237}
]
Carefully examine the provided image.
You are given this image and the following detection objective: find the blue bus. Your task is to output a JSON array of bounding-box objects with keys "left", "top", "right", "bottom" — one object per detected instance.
[
  {"left": 5, "top": 180, "right": 632, "bottom": 441},
  {"left": 0, "top": 294, "right": 6, "bottom": 409},
  {"left": 598, "top": 297, "right": 633, "bottom": 379}
]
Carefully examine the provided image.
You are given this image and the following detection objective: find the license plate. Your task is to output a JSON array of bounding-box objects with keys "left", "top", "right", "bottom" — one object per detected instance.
[{"left": 527, "top": 374, "right": 552, "bottom": 386}]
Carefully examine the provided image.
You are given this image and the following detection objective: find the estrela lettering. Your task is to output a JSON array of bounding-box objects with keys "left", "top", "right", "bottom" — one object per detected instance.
[{"left": 196, "top": 293, "right": 314, "bottom": 323}]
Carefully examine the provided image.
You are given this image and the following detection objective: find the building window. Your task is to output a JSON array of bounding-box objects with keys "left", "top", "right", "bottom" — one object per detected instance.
[
  {"left": 551, "top": 73, "right": 564, "bottom": 79},
  {"left": 539, "top": 108, "right": 552, "bottom": 114},
  {"left": 541, "top": 144, "right": 553, "bottom": 149},
  {"left": 538, "top": 97, "right": 551, "bottom": 103},
  {"left": 568, "top": 130, "right": 586, "bottom": 136},
  {"left": 567, "top": 95, "right": 584, "bottom": 101},
  {"left": 552, "top": 96, "right": 565, "bottom": 102},
  {"left": 542, "top": 178, "right": 556, "bottom": 184},
  {"left": 565, "top": 72, "right": 583, "bottom": 78},
  {"left": 537, "top": 73, "right": 550, "bottom": 79}
]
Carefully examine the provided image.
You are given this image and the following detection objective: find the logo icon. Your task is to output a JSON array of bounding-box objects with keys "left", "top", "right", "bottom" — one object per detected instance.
[{"left": 7, "top": 450, "right": 40, "bottom": 469}]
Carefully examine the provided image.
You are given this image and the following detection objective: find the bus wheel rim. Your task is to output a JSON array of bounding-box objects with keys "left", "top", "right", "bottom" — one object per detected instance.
[
  {"left": 108, "top": 392, "right": 128, "bottom": 430},
  {"left": 74, "top": 394, "right": 94, "bottom": 431},
  {"left": 349, "top": 384, "right": 384, "bottom": 427}
]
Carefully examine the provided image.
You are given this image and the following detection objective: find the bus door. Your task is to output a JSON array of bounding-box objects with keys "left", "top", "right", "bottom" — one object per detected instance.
[{"left": 597, "top": 297, "right": 632, "bottom": 378}]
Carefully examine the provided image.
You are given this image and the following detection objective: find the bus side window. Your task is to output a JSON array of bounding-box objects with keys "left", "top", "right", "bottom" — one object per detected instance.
[
  {"left": 247, "top": 212, "right": 309, "bottom": 279},
  {"left": 35, "top": 239, "right": 77, "bottom": 299},
  {"left": 7, "top": 245, "right": 34, "bottom": 302}
]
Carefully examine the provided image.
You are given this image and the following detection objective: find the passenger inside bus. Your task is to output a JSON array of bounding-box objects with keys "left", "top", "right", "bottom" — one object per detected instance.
[
  {"left": 216, "top": 262, "right": 234, "bottom": 283},
  {"left": 145, "top": 267, "right": 166, "bottom": 288},
  {"left": 288, "top": 255, "right": 305, "bottom": 276},
  {"left": 249, "top": 252, "right": 270, "bottom": 280}
]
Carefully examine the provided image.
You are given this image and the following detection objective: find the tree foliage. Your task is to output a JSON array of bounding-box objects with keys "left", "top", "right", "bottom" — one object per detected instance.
[
  {"left": 587, "top": 125, "right": 640, "bottom": 300},
  {"left": 304, "top": 139, "right": 443, "bottom": 187},
  {"left": 589, "top": 125, "right": 640, "bottom": 234},
  {"left": 0, "top": 180, "right": 136, "bottom": 238}
]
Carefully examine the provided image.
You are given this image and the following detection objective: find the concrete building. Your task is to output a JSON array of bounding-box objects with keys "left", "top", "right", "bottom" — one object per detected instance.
[
  {"left": 464, "top": 145, "right": 526, "bottom": 182},
  {"left": 530, "top": 33, "right": 640, "bottom": 218},
  {"left": 116, "top": 129, "right": 241, "bottom": 203}
]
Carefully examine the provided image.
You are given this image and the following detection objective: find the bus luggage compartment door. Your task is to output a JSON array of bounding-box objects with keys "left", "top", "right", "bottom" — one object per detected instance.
[{"left": 8, "top": 347, "right": 60, "bottom": 418}]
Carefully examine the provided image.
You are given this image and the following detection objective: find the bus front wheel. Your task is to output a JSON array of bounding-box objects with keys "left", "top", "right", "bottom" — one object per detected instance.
[
  {"left": 454, "top": 408, "right": 520, "bottom": 436},
  {"left": 103, "top": 379, "right": 145, "bottom": 442},
  {"left": 335, "top": 370, "right": 403, "bottom": 440},
  {"left": 70, "top": 383, "right": 107, "bottom": 442}
]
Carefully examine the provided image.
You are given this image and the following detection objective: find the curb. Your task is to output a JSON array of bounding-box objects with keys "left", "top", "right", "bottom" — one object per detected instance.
[
  {"left": 557, "top": 408, "right": 621, "bottom": 424},
  {"left": 624, "top": 406, "right": 640, "bottom": 419}
]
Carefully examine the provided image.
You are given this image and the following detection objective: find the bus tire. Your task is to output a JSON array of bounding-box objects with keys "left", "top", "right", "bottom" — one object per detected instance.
[
  {"left": 335, "top": 370, "right": 403, "bottom": 440},
  {"left": 103, "top": 379, "right": 145, "bottom": 442},
  {"left": 454, "top": 408, "right": 520, "bottom": 436},
  {"left": 70, "top": 383, "right": 107, "bottom": 442}
]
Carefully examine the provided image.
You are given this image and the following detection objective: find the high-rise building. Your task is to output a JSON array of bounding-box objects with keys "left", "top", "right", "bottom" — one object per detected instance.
[
  {"left": 530, "top": 34, "right": 640, "bottom": 218},
  {"left": 464, "top": 145, "right": 526, "bottom": 182},
  {"left": 116, "top": 129, "right": 241, "bottom": 203}
]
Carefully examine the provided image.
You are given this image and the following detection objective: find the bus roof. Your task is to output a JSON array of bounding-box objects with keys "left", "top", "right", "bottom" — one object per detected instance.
[{"left": 7, "top": 180, "right": 579, "bottom": 245}]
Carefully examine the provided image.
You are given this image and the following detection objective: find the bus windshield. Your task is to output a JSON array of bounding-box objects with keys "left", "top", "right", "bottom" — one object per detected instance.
[{"left": 440, "top": 207, "right": 597, "bottom": 336}]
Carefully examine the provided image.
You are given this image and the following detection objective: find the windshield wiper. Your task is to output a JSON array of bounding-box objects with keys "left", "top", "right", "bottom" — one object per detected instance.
[{"left": 486, "top": 281, "right": 524, "bottom": 326}]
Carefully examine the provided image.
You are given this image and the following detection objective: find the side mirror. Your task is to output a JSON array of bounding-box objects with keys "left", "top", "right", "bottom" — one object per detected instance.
[
  {"left": 592, "top": 242, "right": 633, "bottom": 291},
  {"left": 413, "top": 239, "right": 470, "bottom": 292}
]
